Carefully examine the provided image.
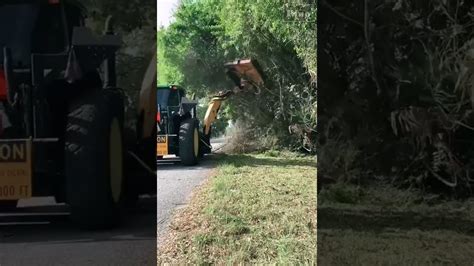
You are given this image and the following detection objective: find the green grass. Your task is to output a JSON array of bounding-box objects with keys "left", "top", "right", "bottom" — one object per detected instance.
[
  {"left": 318, "top": 183, "right": 474, "bottom": 265},
  {"left": 158, "top": 153, "right": 316, "bottom": 265}
]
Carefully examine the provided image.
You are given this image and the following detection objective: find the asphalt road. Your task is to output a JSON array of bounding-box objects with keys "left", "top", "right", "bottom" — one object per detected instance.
[
  {"left": 0, "top": 139, "right": 225, "bottom": 265},
  {"left": 0, "top": 196, "right": 157, "bottom": 266},
  {"left": 157, "top": 138, "right": 225, "bottom": 245}
]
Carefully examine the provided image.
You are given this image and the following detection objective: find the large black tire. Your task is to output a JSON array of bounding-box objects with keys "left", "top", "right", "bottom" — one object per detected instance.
[
  {"left": 179, "top": 118, "right": 200, "bottom": 166},
  {"left": 64, "top": 89, "right": 125, "bottom": 229}
]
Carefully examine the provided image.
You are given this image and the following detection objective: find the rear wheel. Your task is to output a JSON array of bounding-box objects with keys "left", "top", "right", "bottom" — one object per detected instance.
[
  {"left": 179, "top": 118, "right": 200, "bottom": 166},
  {"left": 64, "top": 89, "right": 125, "bottom": 229}
]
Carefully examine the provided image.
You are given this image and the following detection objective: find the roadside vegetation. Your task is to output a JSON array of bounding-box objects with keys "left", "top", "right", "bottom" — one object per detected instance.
[
  {"left": 317, "top": 1, "right": 474, "bottom": 261},
  {"left": 157, "top": 152, "right": 316, "bottom": 264},
  {"left": 319, "top": 182, "right": 474, "bottom": 264},
  {"left": 319, "top": 0, "right": 474, "bottom": 195},
  {"left": 156, "top": 0, "right": 317, "bottom": 263},
  {"left": 158, "top": 0, "right": 316, "bottom": 150},
  {"left": 83, "top": 0, "right": 156, "bottom": 129}
]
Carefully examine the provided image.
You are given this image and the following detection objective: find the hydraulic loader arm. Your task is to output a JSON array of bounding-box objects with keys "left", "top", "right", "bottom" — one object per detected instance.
[
  {"left": 202, "top": 58, "right": 265, "bottom": 137},
  {"left": 138, "top": 49, "right": 157, "bottom": 139},
  {"left": 203, "top": 91, "right": 233, "bottom": 136}
]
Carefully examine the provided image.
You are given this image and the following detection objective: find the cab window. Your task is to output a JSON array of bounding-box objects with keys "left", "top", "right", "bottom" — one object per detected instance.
[{"left": 167, "top": 89, "right": 180, "bottom": 107}]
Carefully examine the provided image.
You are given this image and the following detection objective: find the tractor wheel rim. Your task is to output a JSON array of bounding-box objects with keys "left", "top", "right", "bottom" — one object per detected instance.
[
  {"left": 194, "top": 128, "right": 199, "bottom": 157},
  {"left": 110, "top": 118, "right": 123, "bottom": 203}
]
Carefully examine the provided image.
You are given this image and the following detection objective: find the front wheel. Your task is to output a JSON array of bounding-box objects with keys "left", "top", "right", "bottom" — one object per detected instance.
[
  {"left": 64, "top": 89, "right": 125, "bottom": 229},
  {"left": 179, "top": 118, "right": 200, "bottom": 166}
]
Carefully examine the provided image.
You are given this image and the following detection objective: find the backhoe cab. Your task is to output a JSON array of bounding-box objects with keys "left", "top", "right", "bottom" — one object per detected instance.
[
  {"left": 157, "top": 85, "right": 202, "bottom": 166},
  {"left": 157, "top": 59, "right": 264, "bottom": 165}
]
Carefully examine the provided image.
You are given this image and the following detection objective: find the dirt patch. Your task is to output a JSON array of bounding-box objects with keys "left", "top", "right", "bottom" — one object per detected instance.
[{"left": 157, "top": 176, "right": 213, "bottom": 263}]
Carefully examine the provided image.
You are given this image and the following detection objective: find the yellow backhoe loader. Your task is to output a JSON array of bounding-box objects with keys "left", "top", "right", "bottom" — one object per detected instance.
[{"left": 157, "top": 58, "right": 264, "bottom": 165}]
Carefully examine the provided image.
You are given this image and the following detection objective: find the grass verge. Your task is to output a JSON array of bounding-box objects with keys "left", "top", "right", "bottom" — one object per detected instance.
[
  {"left": 157, "top": 152, "right": 317, "bottom": 265},
  {"left": 318, "top": 183, "right": 474, "bottom": 265}
]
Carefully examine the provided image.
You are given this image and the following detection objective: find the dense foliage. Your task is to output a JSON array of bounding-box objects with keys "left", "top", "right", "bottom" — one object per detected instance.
[
  {"left": 319, "top": 0, "right": 474, "bottom": 195},
  {"left": 158, "top": 0, "right": 316, "bottom": 151},
  {"left": 83, "top": 0, "right": 156, "bottom": 128}
]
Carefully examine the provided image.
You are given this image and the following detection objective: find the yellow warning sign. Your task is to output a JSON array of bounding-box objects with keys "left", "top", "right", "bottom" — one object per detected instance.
[
  {"left": 157, "top": 135, "right": 168, "bottom": 156},
  {"left": 0, "top": 140, "right": 32, "bottom": 200}
]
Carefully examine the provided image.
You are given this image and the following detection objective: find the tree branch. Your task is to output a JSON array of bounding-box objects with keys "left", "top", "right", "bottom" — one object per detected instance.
[{"left": 322, "top": 0, "right": 364, "bottom": 28}]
